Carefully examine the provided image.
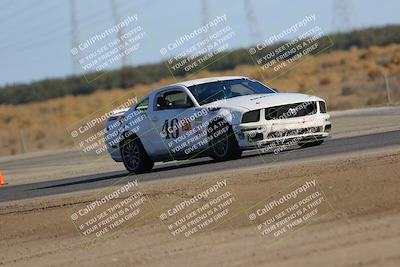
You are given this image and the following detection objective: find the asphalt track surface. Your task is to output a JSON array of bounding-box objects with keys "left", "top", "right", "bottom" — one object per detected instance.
[{"left": 0, "top": 130, "right": 399, "bottom": 203}]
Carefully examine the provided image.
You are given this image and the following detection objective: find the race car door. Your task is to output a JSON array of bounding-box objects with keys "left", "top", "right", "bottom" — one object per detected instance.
[{"left": 147, "top": 88, "right": 198, "bottom": 159}]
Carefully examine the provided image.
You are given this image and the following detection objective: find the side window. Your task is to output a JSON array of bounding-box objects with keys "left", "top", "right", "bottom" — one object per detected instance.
[
  {"left": 319, "top": 101, "right": 327, "bottom": 113},
  {"left": 156, "top": 90, "right": 193, "bottom": 110},
  {"left": 135, "top": 98, "right": 149, "bottom": 111}
]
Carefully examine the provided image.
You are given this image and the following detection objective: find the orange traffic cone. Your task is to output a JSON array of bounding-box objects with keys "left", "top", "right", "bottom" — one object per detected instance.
[{"left": 0, "top": 171, "right": 6, "bottom": 185}]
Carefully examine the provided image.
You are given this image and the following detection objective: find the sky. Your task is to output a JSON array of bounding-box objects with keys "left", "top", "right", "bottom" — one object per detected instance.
[{"left": 1, "top": 0, "right": 400, "bottom": 86}]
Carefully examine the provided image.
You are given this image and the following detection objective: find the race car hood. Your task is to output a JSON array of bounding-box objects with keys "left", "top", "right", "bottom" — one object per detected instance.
[{"left": 213, "top": 93, "right": 323, "bottom": 111}]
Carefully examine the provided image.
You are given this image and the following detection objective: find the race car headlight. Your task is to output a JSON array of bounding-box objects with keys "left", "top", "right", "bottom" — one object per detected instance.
[{"left": 241, "top": 110, "right": 260, "bottom": 123}]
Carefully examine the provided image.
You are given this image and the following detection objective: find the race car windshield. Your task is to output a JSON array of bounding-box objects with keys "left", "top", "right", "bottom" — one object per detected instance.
[{"left": 188, "top": 79, "right": 276, "bottom": 105}]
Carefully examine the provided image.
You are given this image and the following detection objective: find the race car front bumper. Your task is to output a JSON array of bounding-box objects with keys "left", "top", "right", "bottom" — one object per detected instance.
[{"left": 233, "top": 113, "right": 331, "bottom": 150}]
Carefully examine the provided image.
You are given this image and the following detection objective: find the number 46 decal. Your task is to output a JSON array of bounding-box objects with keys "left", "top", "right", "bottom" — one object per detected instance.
[
  {"left": 162, "top": 118, "right": 179, "bottom": 139},
  {"left": 161, "top": 118, "right": 192, "bottom": 139}
]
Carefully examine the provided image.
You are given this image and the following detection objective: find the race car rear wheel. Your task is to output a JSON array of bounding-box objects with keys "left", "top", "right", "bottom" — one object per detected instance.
[
  {"left": 121, "top": 136, "right": 154, "bottom": 173},
  {"left": 299, "top": 139, "right": 324, "bottom": 148},
  {"left": 208, "top": 119, "right": 242, "bottom": 161}
]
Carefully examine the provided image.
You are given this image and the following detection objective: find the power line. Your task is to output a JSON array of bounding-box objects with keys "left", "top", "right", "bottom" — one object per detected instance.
[
  {"left": 0, "top": 0, "right": 58, "bottom": 26},
  {"left": 201, "top": 0, "right": 210, "bottom": 27},
  {"left": 0, "top": 1, "right": 140, "bottom": 55},
  {"left": 201, "top": 0, "right": 211, "bottom": 42},
  {"left": 0, "top": 1, "right": 102, "bottom": 40},
  {"left": 332, "top": 0, "right": 353, "bottom": 33},
  {"left": 0, "top": 5, "right": 115, "bottom": 53},
  {"left": 69, "top": 0, "right": 80, "bottom": 74},
  {"left": 244, "top": 0, "right": 262, "bottom": 45},
  {"left": 201, "top": 0, "right": 211, "bottom": 40},
  {"left": 111, "top": 0, "right": 128, "bottom": 88},
  {"left": 0, "top": 2, "right": 113, "bottom": 51}
]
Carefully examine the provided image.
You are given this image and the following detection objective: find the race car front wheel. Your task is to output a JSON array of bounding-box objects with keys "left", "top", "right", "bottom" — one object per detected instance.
[
  {"left": 208, "top": 120, "right": 242, "bottom": 161},
  {"left": 121, "top": 136, "right": 154, "bottom": 173}
]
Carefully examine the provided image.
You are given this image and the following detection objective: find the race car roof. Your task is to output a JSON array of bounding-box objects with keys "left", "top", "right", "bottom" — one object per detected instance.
[{"left": 173, "top": 76, "right": 247, "bottom": 87}]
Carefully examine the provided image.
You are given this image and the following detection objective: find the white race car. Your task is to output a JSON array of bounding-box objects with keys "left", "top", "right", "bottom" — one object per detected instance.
[{"left": 105, "top": 76, "right": 331, "bottom": 173}]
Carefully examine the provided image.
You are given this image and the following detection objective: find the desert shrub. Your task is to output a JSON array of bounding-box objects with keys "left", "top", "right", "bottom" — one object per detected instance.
[
  {"left": 366, "top": 96, "right": 384, "bottom": 106},
  {"left": 359, "top": 52, "right": 368, "bottom": 60},
  {"left": 319, "top": 77, "right": 331, "bottom": 85},
  {"left": 297, "top": 81, "right": 307, "bottom": 92},
  {"left": 367, "top": 46, "right": 381, "bottom": 55},
  {"left": 391, "top": 52, "right": 400, "bottom": 65},
  {"left": 341, "top": 86, "right": 355, "bottom": 96},
  {"left": 368, "top": 68, "right": 382, "bottom": 81},
  {"left": 34, "top": 130, "right": 46, "bottom": 141}
]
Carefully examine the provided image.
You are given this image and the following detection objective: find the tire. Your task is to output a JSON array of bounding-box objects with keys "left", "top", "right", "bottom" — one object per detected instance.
[
  {"left": 208, "top": 119, "right": 242, "bottom": 161},
  {"left": 299, "top": 139, "right": 324, "bottom": 148},
  {"left": 120, "top": 135, "right": 154, "bottom": 173}
]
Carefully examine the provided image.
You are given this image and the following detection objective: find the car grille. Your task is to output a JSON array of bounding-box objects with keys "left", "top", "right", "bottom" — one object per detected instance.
[
  {"left": 265, "top": 101, "right": 318, "bottom": 120},
  {"left": 267, "top": 127, "right": 322, "bottom": 139}
]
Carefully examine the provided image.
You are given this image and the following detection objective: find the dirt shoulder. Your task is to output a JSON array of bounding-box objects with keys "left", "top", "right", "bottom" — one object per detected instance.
[{"left": 1, "top": 148, "right": 400, "bottom": 266}]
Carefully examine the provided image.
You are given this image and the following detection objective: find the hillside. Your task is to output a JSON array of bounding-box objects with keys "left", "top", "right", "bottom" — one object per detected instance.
[{"left": 1, "top": 25, "right": 400, "bottom": 105}]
